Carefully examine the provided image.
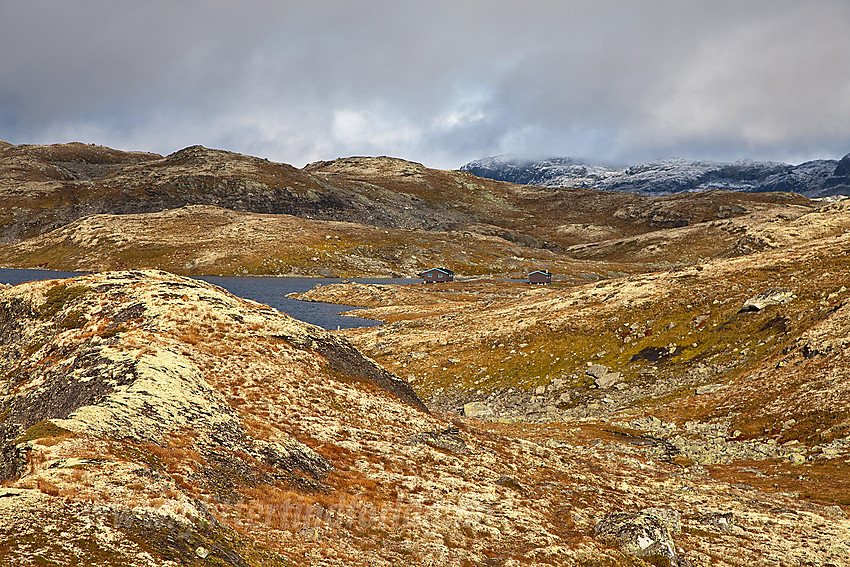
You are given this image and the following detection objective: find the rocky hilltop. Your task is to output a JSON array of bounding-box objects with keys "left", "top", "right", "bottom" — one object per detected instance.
[
  {"left": 0, "top": 141, "right": 814, "bottom": 277},
  {"left": 461, "top": 153, "right": 850, "bottom": 198},
  {"left": 3, "top": 270, "right": 850, "bottom": 566}
]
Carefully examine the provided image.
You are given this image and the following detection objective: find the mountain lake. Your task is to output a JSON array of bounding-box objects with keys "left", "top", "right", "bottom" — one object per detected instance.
[{"left": 0, "top": 268, "right": 416, "bottom": 330}]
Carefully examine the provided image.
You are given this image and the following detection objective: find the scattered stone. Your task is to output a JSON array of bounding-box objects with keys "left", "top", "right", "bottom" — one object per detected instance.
[
  {"left": 740, "top": 288, "right": 793, "bottom": 312},
  {"left": 699, "top": 512, "right": 735, "bottom": 533},
  {"left": 406, "top": 427, "right": 469, "bottom": 455},
  {"left": 298, "top": 526, "right": 320, "bottom": 540},
  {"left": 717, "top": 204, "right": 747, "bottom": 218},
  {"left": 822, "top": 505, "right": 847, "bottom": 519},
  {"left": 595, "top": 373, "right": 621, "bottom": 389},
  {"left": 196, "top": 546, "right": 209, "bottom": 559},
  {"left": 462, "top": 401, "right": 494, "bottom": 419},
  {"left": 787, "top": 452, "right": 807, "bottom": 465},
  {"left": 695, "top": 383, "right": 722, "bottom": 395},
  {"left": 594, "top": 510, "right": 684, "bottom": 566},
  {"left": 494, "top": 475, "right": 524, "bottom": 491},
  {"left": 587, "top": 364, "right": 621, "bottom": 388},
  {"left": 609, "top": 430, "right": 680, "bottom": 461}
]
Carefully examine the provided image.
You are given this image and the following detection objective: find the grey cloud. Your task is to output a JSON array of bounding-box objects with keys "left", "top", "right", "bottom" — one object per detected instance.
[{"left": 1, "top": 0, "right": 849, "bottom": 169}]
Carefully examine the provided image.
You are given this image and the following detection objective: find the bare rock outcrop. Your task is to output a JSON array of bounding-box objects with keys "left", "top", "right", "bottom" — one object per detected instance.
[
  {"left": 0, "top": 271, "right": 426, "bottom": 484},
  {"left": 595, "top": 508, "right": 686, "bottom": 566},
  {"left": 739, "top": 287, "right": 793, "bottom": 312},
  {"left": 0, "top": 270, "right": 437, "bottom": 564}
]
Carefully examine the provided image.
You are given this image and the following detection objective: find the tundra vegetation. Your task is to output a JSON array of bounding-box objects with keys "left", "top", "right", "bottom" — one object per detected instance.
[{"left": 1, "top": 142, "right": 849, "bottom": 565}]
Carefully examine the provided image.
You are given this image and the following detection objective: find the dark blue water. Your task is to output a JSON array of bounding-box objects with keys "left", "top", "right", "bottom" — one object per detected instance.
[
  {"left": 194, "top": 276, "right": 417, "bottom": 329},
  {"left": 0, "top": 269, "right": 415, "bottom": 330},
  {"left": 0, "top": 268, "right": 87, "bottom": 285}
]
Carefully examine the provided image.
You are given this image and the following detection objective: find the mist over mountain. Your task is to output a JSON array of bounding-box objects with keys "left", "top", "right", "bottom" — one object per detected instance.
[{"left": 461, "top": 153, "right": 850, "bottom": 199}]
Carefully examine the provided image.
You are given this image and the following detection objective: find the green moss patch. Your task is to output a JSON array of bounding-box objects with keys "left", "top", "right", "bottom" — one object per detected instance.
[
  {"left": 61, "top": 309, "right": 88, "bottom": 330},
  {"left": 14, "top": 420, "right": 74, "bottom": 444},
  {"left": 40, "top": 284, "right": 89, "bottom": 317}
]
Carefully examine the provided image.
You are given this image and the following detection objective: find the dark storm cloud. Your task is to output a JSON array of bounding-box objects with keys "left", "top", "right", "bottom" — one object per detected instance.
[{"left": 1, "top": 0, "right": 849, "bottom": 168}]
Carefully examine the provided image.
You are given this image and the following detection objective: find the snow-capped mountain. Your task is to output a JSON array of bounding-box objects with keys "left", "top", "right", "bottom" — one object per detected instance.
[{"left": 460, "top": 153, "right": 850, "bottom": 199}]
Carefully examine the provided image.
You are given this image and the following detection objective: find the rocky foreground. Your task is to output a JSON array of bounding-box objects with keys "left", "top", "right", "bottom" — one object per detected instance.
[{"left": 1, "top": 271, "right": 849, "bottom": 566}]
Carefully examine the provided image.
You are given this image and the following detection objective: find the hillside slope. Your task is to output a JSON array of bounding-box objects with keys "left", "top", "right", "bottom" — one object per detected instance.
[
  {"left": 296, "top": 207, "right": 850, "bottom": 509},
  {"left": 0, "top": 142, "right": 815, "bottom": 278},
  {"left": 0, "top": 204, "right": 636, "bottom": 279},
  {"left": 2, "top": 271, "right": 849, "bottom": 566}
]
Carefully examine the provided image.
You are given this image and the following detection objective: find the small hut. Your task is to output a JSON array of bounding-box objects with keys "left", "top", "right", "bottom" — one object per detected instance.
[
  {"left": 528, "top": 270, "right": 552, "bottom": 284},
  {"left": 421, "top": 267, "right": 455, "bottom": 283}
]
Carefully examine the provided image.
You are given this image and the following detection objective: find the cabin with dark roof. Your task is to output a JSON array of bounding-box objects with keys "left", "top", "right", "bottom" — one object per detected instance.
[
  {"left": 421, "top": 267, "right": 455, "bottom": 283},
  {"left": 528, "top": 270, "right": 552, "bottom": 284}
]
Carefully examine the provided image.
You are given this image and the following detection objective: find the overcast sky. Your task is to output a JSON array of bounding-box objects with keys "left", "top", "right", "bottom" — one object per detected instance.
[{"left": 1, "top": 0, "right": 849, "bottom": 169}]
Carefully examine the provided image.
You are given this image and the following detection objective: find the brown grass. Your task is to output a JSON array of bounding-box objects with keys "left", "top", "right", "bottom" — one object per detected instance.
[
  {"left": 36, "top": 477, "right": 61, "bottom": 497},
  {"left": 708, "top": 459, "right": 850, "bottom": 507}
]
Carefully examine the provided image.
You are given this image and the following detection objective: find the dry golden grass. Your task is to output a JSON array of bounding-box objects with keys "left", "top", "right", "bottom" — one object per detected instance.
[{"left": 36, "top": 477, "right": 60, "bottom": 497}]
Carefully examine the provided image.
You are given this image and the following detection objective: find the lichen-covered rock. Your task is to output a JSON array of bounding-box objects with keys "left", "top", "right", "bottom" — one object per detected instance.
[
  {"left": 594, "top": 510, "right": 684, "bottom": 566},
  {"left": 643, "top": 506, "right": 682, "bottom": 534},
  {"left": 255, "top": 438, "right": 332, "bottom": 481},
  {"left": 0, "top": 270, "right": 439, "bottom": 564},
  {"left": 699, "top": 511, "right": 735, "bottom": 533},
  {"left": 740, "top": 288, "right": 793, "bottom": 312},
  {"left": 462, "top": 401, "right": 494, "bottom": 419},
  {"left": 406, "top": 427, "right": 469, "bottom": 454},
  {"left": 588, "top": 364, "right": 622, "bottom": 388},
  {"left": 0, "top": 271, "right": 426, "bottom": 458}
]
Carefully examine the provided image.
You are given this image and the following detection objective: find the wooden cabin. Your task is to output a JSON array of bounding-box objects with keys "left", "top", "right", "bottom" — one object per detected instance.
[
  {"left": 528, "top": 270, "right": 552, "bottom": 284},
  {"left": 421, "top": 267, "right": 455, "bottom": 283}
]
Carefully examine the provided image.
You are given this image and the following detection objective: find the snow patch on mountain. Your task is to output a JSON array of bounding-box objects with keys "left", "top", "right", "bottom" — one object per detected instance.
[{"left": 460, "top": 153, "right": 850, "bottom": 198}]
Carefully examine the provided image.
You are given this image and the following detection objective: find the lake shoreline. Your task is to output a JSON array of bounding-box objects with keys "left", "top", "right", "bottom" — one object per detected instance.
[{"left": 0, "top": 268, "right": 415, "bottom": 330}]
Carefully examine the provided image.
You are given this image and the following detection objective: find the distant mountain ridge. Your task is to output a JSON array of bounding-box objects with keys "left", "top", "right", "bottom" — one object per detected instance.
[
  {"left": 0, "top": 140, "right": 827, "bottom": 277},
  {"left": 460, "top": 153, "right": 850, "bottom": 198}
]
